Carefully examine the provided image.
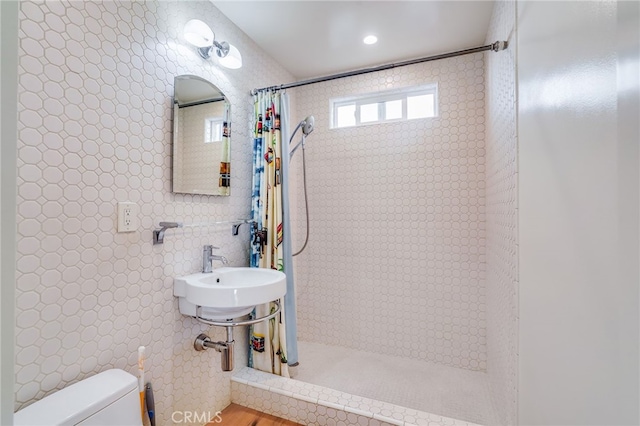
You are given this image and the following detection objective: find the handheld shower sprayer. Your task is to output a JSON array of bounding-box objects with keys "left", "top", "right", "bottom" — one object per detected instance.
[
  {"left": 290, "top": 115, "right": 315, "bottom": 159},
  {"left": 301, "top": 115, "right": 314, "bottom": 136},
  {"left": 287, "top": 115, "right": 315, "bottom": 256}
]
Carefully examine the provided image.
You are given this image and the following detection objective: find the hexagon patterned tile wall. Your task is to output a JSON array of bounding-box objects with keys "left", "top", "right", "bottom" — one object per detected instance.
[
  {"left": 15, "top": 1, "right": 292, "bottom": 423},
  {"left": 290, "top": 53, "right": 487, "bottom": 371},
  {"left": 483, "top": 1, "right": 518, "bottom": 424}
]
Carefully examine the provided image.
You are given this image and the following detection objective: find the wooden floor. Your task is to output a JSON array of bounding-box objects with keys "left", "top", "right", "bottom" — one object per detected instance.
[{"left": 207, "top": 403, "right": 302, "bottom": 426}]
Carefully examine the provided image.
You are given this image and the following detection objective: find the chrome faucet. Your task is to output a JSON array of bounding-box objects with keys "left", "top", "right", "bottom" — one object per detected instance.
[{"left": 202, "top": 245, "right": 229, "bottom": 273}]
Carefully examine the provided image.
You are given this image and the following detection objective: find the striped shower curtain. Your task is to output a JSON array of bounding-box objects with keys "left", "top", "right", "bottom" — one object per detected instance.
[{"left": 249, "top": 91, "right": 290, "bottom": 377}]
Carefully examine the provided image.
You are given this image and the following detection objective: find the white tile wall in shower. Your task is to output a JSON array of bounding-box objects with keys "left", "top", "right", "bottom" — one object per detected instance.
[
  {"left": 15, "top": 1, "right": 292, "bottom": 423},
  {"left": 484, "top": 1, "right": 518, "bottom": 424},
  {"left": 290, "top": 54, "right": 487, "bottom": 371}
]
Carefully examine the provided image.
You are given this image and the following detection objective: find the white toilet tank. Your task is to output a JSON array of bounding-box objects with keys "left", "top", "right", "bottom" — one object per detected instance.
[{"left": 14, "top": 369, "right": 143, "bottom": 426}]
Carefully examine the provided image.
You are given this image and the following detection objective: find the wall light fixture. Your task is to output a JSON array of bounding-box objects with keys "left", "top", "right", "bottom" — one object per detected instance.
[{"left": 183, "top": 19, "right": 243, "bottom": 69}]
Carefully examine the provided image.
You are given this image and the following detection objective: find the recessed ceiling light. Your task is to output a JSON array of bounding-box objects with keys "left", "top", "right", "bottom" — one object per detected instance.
[{"left": 363, "top": 35, "right": 378, "bottom": 45}]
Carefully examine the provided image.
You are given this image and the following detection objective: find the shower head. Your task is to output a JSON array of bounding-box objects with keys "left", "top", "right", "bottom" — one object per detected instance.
[
  {"left": 289, "top": 115, "right": 315, "bottom": 159},
  {"left": 301, "top": 115, "right": 315, "bottom": 136}
]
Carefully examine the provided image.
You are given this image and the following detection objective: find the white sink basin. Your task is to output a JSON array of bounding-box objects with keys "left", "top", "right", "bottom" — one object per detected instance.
[{"left": 174, "top": 267, "right": 286, "bottom": 320}]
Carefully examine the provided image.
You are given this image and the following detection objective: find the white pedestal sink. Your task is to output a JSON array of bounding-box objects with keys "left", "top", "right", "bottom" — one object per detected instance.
[{"left": 174, "top": 267, "right": 286, "bottom": 320}]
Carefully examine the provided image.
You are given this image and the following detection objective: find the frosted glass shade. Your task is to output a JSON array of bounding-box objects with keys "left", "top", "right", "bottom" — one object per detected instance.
[
  {"left": 218, "top": 44, "right": 243, "bottom": 69},
  {"left": 184, "top": 19, "right": 214, "bottom": 48}
]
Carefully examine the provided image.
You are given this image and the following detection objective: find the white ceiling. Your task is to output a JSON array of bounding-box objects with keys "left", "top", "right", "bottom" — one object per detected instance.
[{"left": 213, "top": 1, "right": 495, "bottom": 79}]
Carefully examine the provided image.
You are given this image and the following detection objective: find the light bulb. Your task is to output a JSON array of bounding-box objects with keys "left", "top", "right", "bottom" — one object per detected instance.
[{"left": 363, "top": 35, "right": 378, "bottom": 45}]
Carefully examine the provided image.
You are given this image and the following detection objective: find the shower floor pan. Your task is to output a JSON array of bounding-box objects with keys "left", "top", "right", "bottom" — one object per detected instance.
[{"left": 231, "top": 342, "right": 495, "bottom": 426}]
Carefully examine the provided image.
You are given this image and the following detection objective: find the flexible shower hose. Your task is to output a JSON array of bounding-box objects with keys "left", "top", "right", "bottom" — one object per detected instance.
[{"left": 293, "top": 143, "right": 310, "bottom": 257}]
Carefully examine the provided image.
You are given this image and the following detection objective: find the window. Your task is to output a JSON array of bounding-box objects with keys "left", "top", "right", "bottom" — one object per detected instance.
[
  {"left": 204, "top": 117, "right": 223, "bottom": 143},
  {"left": 330, "top": 84, "right": 438, "bottom": 129}
]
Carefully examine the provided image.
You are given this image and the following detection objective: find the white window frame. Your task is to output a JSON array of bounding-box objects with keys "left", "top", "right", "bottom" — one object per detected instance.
[
  {"left": 330, "top": 83, "right": 438, "bottom": 129},
  {"left": 204, "top": 117, "right": 224, "bottom": 143}
]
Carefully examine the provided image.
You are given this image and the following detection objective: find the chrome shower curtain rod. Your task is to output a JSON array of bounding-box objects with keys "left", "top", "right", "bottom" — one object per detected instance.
[{"left": 251, "top": 41, "right": 507, "bottom": 94}]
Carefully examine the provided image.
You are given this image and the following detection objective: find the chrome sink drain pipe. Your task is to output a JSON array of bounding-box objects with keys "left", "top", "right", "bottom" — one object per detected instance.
[
  {"left": 194, "top": 327, "right": 234, "bottom": 371},
  {"left": 193, "top": 301, "right": 281, "bottom": 372}
]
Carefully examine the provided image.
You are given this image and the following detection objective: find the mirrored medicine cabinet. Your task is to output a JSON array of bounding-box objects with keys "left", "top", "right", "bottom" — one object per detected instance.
[{"left": 172, "top": 75, "right": 231, "bottom": 196}]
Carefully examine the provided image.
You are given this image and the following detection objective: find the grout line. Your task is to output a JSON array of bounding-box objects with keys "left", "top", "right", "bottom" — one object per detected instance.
[
  {"left": 294, "top": 393, "right": 319, "bottom": 404},
  {"left": 342, "top": 405, "right": 374, "bottom": 418},
  {"left": 268, "top": 386, "right": 294, "bottom": 398},
  {"left": 372, "top": 412, "right": 405, "bottom": 426},
  {"left": 317, "top": 399, "right": 346, "bottom": 412},
  {"left": 230, "top": 376, "right": 248, "bottom": 385},
  {"left": 251, "top": 382, "right": 270, "bottom": 391}
]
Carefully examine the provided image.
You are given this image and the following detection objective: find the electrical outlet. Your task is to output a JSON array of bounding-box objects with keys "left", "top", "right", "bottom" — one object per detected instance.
[{"left": 117, "top": 202, "right": 138, "bottom": 233}]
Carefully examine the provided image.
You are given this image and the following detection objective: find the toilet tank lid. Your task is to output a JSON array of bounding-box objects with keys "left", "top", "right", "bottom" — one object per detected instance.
[{"left": 14, "top": 369, "right": 138, "bottom": 426}]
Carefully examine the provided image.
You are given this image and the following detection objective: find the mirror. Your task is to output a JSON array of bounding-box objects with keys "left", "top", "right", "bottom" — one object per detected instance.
[{"left": 173, "top": 75, "right": 231, "bottom": 196}]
